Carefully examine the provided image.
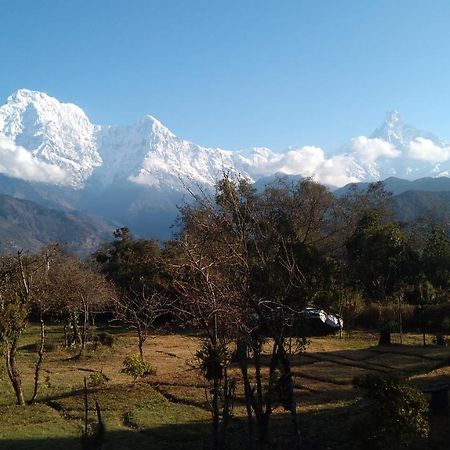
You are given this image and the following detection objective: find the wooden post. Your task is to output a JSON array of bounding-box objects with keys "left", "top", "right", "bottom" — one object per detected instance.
[
  {"left": 398, "top": 293, "right": 403, "bottom": 345},
  {"left": 84, "top": 377, "right": 88, "bottom": 438}
]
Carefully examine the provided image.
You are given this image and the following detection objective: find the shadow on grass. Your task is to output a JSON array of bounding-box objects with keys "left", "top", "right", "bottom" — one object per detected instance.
[
  {"left": 0, "top": 403, "right": 363, "bottom": 450},
  {"left": 290, "top": 345, "right": 450, "bottom": 386},
  {"left": 1, "top": 397, "right": 445, "bottom": 450}
]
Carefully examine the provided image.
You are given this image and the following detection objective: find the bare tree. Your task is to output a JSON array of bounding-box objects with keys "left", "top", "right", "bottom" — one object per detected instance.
[
  {"left": 46, "top": 256, "right": 114, "bottom": 349},
  {"left": 113, "top": 286, "right": 172, "bottom": 360},
  {"left": 170, "top": 217, "right": 243, "bottom": 450}
]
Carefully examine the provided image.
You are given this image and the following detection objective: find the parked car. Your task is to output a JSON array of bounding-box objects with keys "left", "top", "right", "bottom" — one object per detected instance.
[{"left": 300, "top": 307, "right": 343, "bottom": 335}]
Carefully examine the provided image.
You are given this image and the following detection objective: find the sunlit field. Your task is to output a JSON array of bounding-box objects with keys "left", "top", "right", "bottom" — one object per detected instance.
[{"left": 1, "top": 326, "right": 450, "bottom": 449}]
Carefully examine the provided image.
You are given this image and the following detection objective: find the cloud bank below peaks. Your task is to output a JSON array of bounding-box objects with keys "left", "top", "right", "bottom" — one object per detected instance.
[
  {"left": 407, "top": 138, "right": 450, "bottom": 163},
  {"left": 0, "top": 136, "right": 69, "bottom": 185},
  {"left": 243, "top": 136, "right": 402, "bottom": 187}
]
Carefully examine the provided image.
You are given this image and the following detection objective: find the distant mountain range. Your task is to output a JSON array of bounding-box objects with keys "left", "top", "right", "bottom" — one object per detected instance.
[
  {"left": 1, "top": 89, "right": 450, "bottom": 250},
  {"left": 335, "top": 176, "right": 450, "bottom": 196},
  {"left": 0, "top": 193, "right": 113, "bottom": 254},
  {"left": 336, "top": 176, "right": 450, "bottom": 223}
]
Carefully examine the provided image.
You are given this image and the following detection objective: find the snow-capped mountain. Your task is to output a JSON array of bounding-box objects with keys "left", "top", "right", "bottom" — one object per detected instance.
[
  {"left": 0, "top": 89, "right": 254, "bottom": 191},
  {"left": 366, "top": 110, "right": 450, "bottom": 179},
  {"left": 3, "top": 89, "right": 450, "bottom": 193},
  {"left": 0, "top": 89, "right": 101, "bottom": 186},
  {"left": 94, "top": 115, "right": 237, "bottom": 189},
  {"left": 1, "top": 88, "right": 450, "bottom": 238},
  {"left": 371, "top": 110, "right": 443, "bottom": 150}
]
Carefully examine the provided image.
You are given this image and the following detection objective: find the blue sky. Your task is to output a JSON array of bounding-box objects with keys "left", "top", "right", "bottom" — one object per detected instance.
[{"left": 1, "top": 0, "right": 450, "bottom": 151}]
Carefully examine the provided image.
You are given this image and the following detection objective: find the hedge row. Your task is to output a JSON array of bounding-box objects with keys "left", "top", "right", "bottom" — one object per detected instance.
[{"left": 353, "top": 303, "right": 450, "bottom": 332}]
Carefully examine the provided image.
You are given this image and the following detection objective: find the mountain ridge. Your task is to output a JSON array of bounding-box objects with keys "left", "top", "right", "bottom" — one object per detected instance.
[
  {"left": 3, "top": 89, "right": 450, "bottom": 192},
  {"left": 0, "top": 192, "right": 114, "bottom": 254}
]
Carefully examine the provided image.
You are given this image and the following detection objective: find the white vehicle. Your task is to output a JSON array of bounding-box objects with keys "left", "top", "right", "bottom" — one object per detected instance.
[{"left": 301, "top": 307, "right": 343, "bottom": 331}]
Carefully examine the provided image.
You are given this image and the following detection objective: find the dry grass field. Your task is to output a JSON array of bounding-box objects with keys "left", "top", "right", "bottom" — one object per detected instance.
[{"left": 1, "top": 327, "right": 450, "bottom": 449}]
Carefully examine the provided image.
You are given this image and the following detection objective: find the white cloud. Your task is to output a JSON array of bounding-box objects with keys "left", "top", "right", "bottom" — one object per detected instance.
[
  {"left": 350, "top": 136, "right": 401, "bottom": 162},
  {"left": 407, "top": 137, "right": 450, "bottom": 163},
  {"left": 0, "top": 136, "right": 69, "bottom": 184},
  {"left": 266, "top": 146, "right": 326, "bottom": 177},
  {"left": 315, "top": 154, "right": 361, "bottom": 187},
  {"left": 240, "top": 146, "right": 359, "bottom": 187},
  {"left": 242, "top": 137, "right": 402, "bottom": 187}
]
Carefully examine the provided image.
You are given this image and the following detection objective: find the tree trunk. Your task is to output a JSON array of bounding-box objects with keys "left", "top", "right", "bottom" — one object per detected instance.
[
  {"left": 84, "top": 377, "right": 89, "bottom": 438},
  {"left": 30, "top": 319, "right": 45, "bottom": 404},
  {"left": 253, "top": 341, "right": 264, "bottom": 419},
  {"left": 63, "top": 322, "right": 68, "bottom": 347},
  {"left": 71, "top": 312, "right": 82, "bottom": 346},
  {"left": 278, "top": 343, "right": 301, "bottom": 449},
  {"left": 212, "top": 375, "right": 221, "bottom": 450},
  {"left": 81, "top": 298, "right": 89, "bottom": 349},
  {"left": 5, "top": 336, "right": 25, "bottom": 406},
  {"left": 398, "top": 294, "right": 403, "bottom": 345},
  {"left": 258, "top": 340, "right": 279, "bottom": 446},
  {"left": 221, "top": 367, "right": 233, "bottom": 446},
  {"left": 237, "top": 339, "right": 254, "bottom": 447},
  {"left": 137, "top": 328, "right": 145, "bottom": 360}
]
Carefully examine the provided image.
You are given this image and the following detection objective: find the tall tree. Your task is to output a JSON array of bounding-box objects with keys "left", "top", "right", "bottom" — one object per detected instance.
[
  {"left": 346, "top": 212, "right": 408, "bottom": 301},
  {"left": 174, "top": 175, "right": 350, "bottom": 448}
]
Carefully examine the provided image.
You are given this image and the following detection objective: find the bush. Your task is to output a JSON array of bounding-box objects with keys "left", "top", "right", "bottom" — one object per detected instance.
[
  {"left": 353, "top": 302, "right": 450, "bottom": 333},
  {"left": 88, "top": 370, "right": 108, "bottom": 387},
  {"left": 341, "top": 291, "right": 365, "bottom": 328},
  {"left": 353, "top": 374, "right": 429, "bottom": 449},
  {"left": 121, "top": 353, "right": 156, "bottom": 380},
  {"left": 95, "top": 331, "right": 116, "bottom": 347},
  {"left": 432, "top": 334, "right": 447, "bottom": 346},
  {"left": 196, "top": 341, "right": 230, "bottom": 381}
]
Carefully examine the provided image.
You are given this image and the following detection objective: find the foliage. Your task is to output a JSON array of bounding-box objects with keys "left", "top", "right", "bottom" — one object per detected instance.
[
  {"left": 95, "top": 331, "right": 116, "bottom": 347},
  {"left": 88, "top": 370, "right": 108, "bottom": 387},
  {"left": 353, "top": 374, "right": 429, "bottom": 449},
  {"left": 422, "top": 225, "right": 450, "bottom": 289},
  {"left": 46, "top": 255, "right": 114, "bottom": 348},
  {"left": 196, "top": 341, "right": 230, "bottom": 381},
  {"left": 346, "top": 212, "right": 409, "bottom": 300},
  {"left": 94, "top": 227, "right": 169, "bottom": 293},
  {"left": 121, "top": 353, "right": 156, "bottom": 380}
]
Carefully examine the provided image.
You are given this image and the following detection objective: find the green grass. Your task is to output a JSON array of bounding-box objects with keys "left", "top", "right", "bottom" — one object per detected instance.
[
  {"left": 0, "top": 404, "right": 80, "bottom": 450},
  {"left": 1, "top": 326, "right": 450, "bottom": 449}
]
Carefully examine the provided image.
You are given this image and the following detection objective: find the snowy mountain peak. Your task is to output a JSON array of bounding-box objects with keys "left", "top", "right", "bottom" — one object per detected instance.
[
  {"left": 2, "top": 89, "right": 450, "bottom": 192},
  {"left": 4, "top": 89, "right": 89, "bottom": 125},
  {"left": 0, "top": 89, "right": 101, "bottom": 188},
  {"left": 141, "top": 114, "right": 176, "bottom": 139},
  {"left": 384, "top": 110, "right": 401, "bottom": 124},
  {"left": 8, "top": 88, "right": 51, "bottom": 105},
  {"left": 371, "top": 110, "right": 443, "bottom": 149}
]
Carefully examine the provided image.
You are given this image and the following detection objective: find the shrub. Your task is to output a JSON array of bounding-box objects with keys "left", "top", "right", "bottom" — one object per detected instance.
[
  {"left": 88, "top": 370, "right": 108, "bottom": 387},
  {"left": 432, "top": 334, "right": 447, "bottom": 346},
  {"left": 353, "top": 374, "right": 429, "bottom": 449},
  {"left": 95, "top": 331, "right": 116, "bottom": 347},
  {"left": 341, "top": 291, "right": 365, "bottom": 328},
  {"left": 121, "top": 353, "right": 156, "bottom": 380},
  {"left": 196, "top": 341, "right": 230, "bottom": 381}
]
